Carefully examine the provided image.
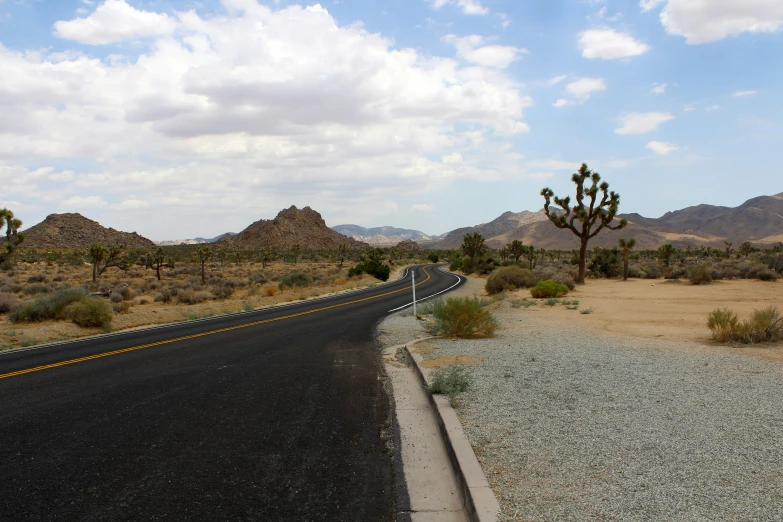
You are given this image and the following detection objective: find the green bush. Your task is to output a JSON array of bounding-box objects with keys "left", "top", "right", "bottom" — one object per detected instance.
[
  {"left": 707, "top": 306, "right": 783, "bottom": 343},
  {"left": 757, "top": 268, "right": 779, "bottom": 281},
  {"left": 64, "top": 297, "right": 112, "bottom": 327},
  {"left": 279, "top": 271, "right": 313, "bottom": 288},
  {"left": 9, "top": 288, "right": 87, "bottom": 323},
  {"left": 449, "top": 255, "right": 462, "bottom": 271},
  {"left": 348, "top": 260, "right": 390, "bottom": 281},
  {"left": 427, "top": 252, "right": 439, "bottom": 263},
  {"left": 485, "top": 266, "right": 538, "bottom": 294},
  {"left": 427, "top": 364, "right": 471, "bottom": 404},
  {"left": 688, "top": 264, "right": 713, "bottom": 285},
  {"left": 431, "top": 296, "right": 499, "bottom": 338},
  {"left": 530, "top": 280, "right": 569, "bottom": 298},
  {"left": 588, "top": 248, "right": 621, "bottom": 278}
]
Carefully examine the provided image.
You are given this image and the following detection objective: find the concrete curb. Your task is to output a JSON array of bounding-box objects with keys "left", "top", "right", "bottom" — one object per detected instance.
[{"left": 404, "top": 339, "right": 500, "bottom": 522}]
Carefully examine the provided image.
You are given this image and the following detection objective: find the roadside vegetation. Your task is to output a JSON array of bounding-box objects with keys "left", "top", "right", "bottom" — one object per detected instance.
[{"left": 707, "top": 306, "right": 783, "bottom": 344}]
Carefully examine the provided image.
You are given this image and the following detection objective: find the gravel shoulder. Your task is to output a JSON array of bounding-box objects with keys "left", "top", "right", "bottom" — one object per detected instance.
[{"left": 378, "top": 288, "right": 783, "bottom": 521}]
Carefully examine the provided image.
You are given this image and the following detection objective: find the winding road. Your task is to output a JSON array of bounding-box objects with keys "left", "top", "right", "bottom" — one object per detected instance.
[{"left": 0, "top": 265, "right": 462, "bottom": 521}]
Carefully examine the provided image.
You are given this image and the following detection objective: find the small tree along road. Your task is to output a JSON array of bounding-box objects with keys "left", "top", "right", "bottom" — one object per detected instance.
[{"left": 541, "top": 163, "right": 627, "bottom": 284}]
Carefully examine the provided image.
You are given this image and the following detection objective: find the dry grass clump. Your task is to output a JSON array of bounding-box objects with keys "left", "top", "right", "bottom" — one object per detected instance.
[
  {"left": 333, "top": 276, "right": 347, "bottom": 285},
  {"left": 176, "top": 289, "right": 213, "bottom": 305},
  {"left": 64, "top": 298, "right": 112, "bottom": 327},
  {"left": 485, "top": 266, "right": 538, "bottom": 294},
  {"left": 687, "top": 264, "right": 713, "bottom": 285},
  {"left": 264, "top": 286, "right": 278, "bottom": 297},
  {"left": 707, "top": 306, "right": 783, "bottom": 344},
  {"left": 430, "top": 297, "right": 499, "bottom": 338},
  {"left": 0, "top": 293, "right": 17, "bottom": 314}
]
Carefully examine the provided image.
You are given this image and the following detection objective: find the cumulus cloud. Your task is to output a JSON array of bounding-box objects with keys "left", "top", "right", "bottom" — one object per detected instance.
[
  {"left": 54, "top": 0, "right": 177, "bottom": 45},
  {"left": 615, "top": 112, "right": 675, "bottom": 134},
  {"left": 645, "top": 141, "right": 679, "bottom": 155},
  {"left": 578, "top": 28, "right": 650, "bottom": 59},
  {"left": 639, "top": 0, "right": 665, "bottom": 11},
  {"left": 547, "top": 74, "right": 568, "bottom": 86},
  {"left": 410, "top": 204, "right": 435, "bottom": 212},
  {"left": 552, "top": 99, "right": 569, "bottom": 108},
  {"left": 659, "top": 0, "right": 783, "bottom": 44},
  {"left": 733, "top": 90, "right": 757, "bottom": 97},
  {"left": 444, "top": 34, "right": 527, "bottom": 68},
  {"left": 1, "top": 2, "right": 532, "bottom": 237},
  {"left": 430, "top": 0, "right": 489, "bottom": 15}
]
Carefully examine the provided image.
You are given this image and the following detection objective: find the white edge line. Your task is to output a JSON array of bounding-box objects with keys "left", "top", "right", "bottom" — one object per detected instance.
[
  {"left": 387, "top": 266, "right": 463, "bottom": 313},
  {"left": 1, "top": 265, "right": 416, "bottom": 357}
]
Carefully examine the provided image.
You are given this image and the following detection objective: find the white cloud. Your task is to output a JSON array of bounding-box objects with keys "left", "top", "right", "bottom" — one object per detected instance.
[
  {"left": 54, "top": 0, "right": 177, "bottom": 45},
  {"left": 442, "top": 152, "right": 463, "bottom": 164},
  {"left": 659, "top": 0, "right": 783, "bottom": 44},
  {"left": 61, "top": 195, "right": 108, "bottom": 208},
  {"left": 430, "top": 0, "right": 489, "bottom": 15},
  {"left": 547, "top": 74, "right": 568, "bottom": 86},
  {"left": 578, "top": 28, "right": 650, "bottom": 59},
  {"left": 615, "top": 112, "right": 675, "bottom": 134},
  {"left": 733, "top": 90, "right": 757, "bottom": 97},
  {"left": 410, "top": 203, "right": 435, "bottom": 212},
  {"left": 1, "top": 2, "right": 532, "bottom": 237},
  {"left": 444, "top": 34, "right": 527, "bottom": 68},
  {"left": 645, "top": 141, "right": 679, "bottom": 155},
  {"left": 552, "top": 77, "right": 606, "bottom": 107},
  {"left": 639, "top": 0, "right": 665, "bottom": 12},
  {"left": 651, "top": 82, "right": 667, "bottom": 94},
  {"left": 705, "top": 105, "right": 721, "bottom": 111}
]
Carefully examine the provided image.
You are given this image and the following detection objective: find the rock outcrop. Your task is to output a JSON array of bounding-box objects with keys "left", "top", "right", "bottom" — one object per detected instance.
[{"left": 22, "top": 213, "right": 156, "bottom": 249}]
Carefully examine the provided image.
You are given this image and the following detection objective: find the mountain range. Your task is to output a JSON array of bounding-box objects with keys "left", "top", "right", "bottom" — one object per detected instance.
[{"left": 330, "top": 224, "right": 437, "bottom": 245}]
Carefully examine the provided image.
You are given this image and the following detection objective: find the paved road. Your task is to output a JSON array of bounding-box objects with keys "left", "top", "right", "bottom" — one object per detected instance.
[{"left": 0, "top": 265, "right": 462, "bottom": 521}]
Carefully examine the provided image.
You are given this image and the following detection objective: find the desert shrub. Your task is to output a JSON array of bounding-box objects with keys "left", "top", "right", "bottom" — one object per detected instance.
[
  {"left": 112, "top": 301, "right": 131, "bottom": 314},
  {"left": 176, "top": 289, "right": 213, "bottom": 305},
  {"left": 665, "top": 266, "right": 687, "bottom": 280},
  {"left": 52, "top": 275, "right": 65, "bottom": 282},
  {"left": 588, "top": 248, "right": 621, "bottom": 278},
  {"left": 707, "top": 306, "right": 783, "bottom": 343},
  {"left": 0, "top": 293, "right": 17, "bottom": 313},
  {"left": 154, "top": 289, "right": 173, "bottom": 303},
  {"left": 348, "top": 260, "right": 390, "bottom": 281},
  {"left": 250, "top": 272, "right": 267, "bottom": 285},
  {"left": 110, "top": 292, "right": 124, "bottom": 303},
  {"left": 64, "top": 297, "right": 112, "bottom": 327},
  {"left": 448, "top": 255, "right": 462, "bottom": 271},
  {"left": 279, "top": 271, "right": 313, "bottom": 289},
  {"left": 485, "top": 266, "right": 538, "bottom": 294},
  {"left": 757, "top": 268, "right": 779, "bottom": 281},
  {"left": 530, "top": 280, "right": 569, "bottom": 298},
  {"left": 9, "top": 288, "right": 87, "bottom": 323},
  {"left": 27, "top": 274, "right": 47, "bottom": 283},
  {"left": 427, "top": 364, "right": 471, "bottom": 403},
  {"left": 551, "top": 272, "right": 576, "bottom": 290},
  {"left": 431, "top": 296, "right": 498, "bottom": 338},
  {"left": 427, "top": 252, "right": 439, "bottom": 263},
  {"left": 23, "top": 283, "right": 49, "bottom": 295},
  {"left": 118, "top": 286, "right": 133, "bottom": 300},
  {"left": 264, "top": 286, "right": 278, "bottom": 297},
  {"left": 761, "top": 253, "right": 783, "bottom": 274},
  {"left": 707, "top": 308, "right": 739, "bottom": 342},
  {"left": 210, "top": 282, "right": 235, "bottom": 299},
  {"left": 333, "top": 276, "right": 348, "bottom": 285},
  {"left": 687, "top": 264, "right": 713, "bottom": 285}
]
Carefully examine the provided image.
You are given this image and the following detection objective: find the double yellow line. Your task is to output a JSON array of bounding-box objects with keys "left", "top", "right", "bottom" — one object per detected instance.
[{"left": 0, "top": 267, "right": 432, "bottom": 381}]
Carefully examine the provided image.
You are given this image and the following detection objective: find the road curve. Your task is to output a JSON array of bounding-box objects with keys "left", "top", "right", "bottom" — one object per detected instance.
[{"left": 0, "top": 264, "right": 463, "bottom": 521}]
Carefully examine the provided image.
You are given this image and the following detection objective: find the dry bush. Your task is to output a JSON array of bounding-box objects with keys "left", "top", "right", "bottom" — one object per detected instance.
[
  {"left": 64, "top": 298, "right": 112, "bottom": 327},
  {"left": 154, "top": 289, "right": 173, "bottom": 303},
  {"left": 333, "top": 276, "right": 347, "bottom": 285},
  {"left": 757, "top": 268, "right": 779, "bottom": 282},
  {"left": 176, "top": 289, "right": 213, "bottom": 305},
  {"left": 707, "top": 308, "right": 738, "bottom": 342},
  {"left": 112, "top": 301, "right": 131, "bottom": 314},
  {"left": 264, "top": 286, "right": 278, "bottom": 297},
  {"left": 0, "top": 293, "right": 17, "bottom": 314},
  {"left": 485, "top": 266, "right": 538, "bottom": 295},
  {"left": 707, "top": 306, "right": 783, "bottom": 343},
  {"left": 688, "top": 264, "right": 713, "bottom": 285},
  {"left": 110, "top": 292, "right": 124, "bottom": 303}
]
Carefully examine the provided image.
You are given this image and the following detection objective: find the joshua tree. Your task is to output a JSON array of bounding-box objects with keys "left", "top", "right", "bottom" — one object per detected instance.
[
  {"left": 461, "top": 232, "right": 486, "bottom": 270},
  {"left": 525, "top": 245, "right": 537, "bottom": 270},
  {"left": 216, "top": 249, "right": 228, "bottom": 266},
  {"left": 338, "top": 243, "right": 347, "bottom": 267},
  {"left": 499, "top": 247, "right": 509, "bottom": 261},
  {"left": 541, "top": 163, "right": 627, "bottom": 284},
  {"left": 0, "top": 208, "right": 25, "bottom": 266},
  {"left": 291, "top": 244, "right": 301, "bottom": 264},
  {"left": 739, "top": 241, "right": 753, "bottom": 257},
  {"left": 506, "top": 240, "right": 525, "bottom": 263},
  {"left": 724, "top": 241, "right": 733, "bottom": 258},
  {"left": 89, "top": 243, "right": 126, "bottom": 282},
  {"left": 234, "top": 251, "right": 243, "bottom": 266},
  {"left": 197, "top": 246, "right": 212, "bottom": 284},
  {"left": 144, "top": 247, "right": 175, "bottom": 281},
  {"left": 658, "top": 244, "right": 676, "bottom": 267},
  {"left": 618, "top": 238, "right": 636, "bottom": 281}
]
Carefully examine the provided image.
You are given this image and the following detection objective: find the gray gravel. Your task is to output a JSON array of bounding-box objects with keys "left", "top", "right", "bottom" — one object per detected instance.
[{"left": 377, "top": 306, "right": 783, "bottom": 521}]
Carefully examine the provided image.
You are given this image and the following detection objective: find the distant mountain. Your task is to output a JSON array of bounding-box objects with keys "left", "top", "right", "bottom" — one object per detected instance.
[
  {"left": 331, "top": 224, "right": 432, "bottom": 245},
  {"left": 434, "top": 210, "right": 549, "bottom": 249},
  {"left": 223, "top": 206, "right": 368, "bottom": 250},
  {"left": 22, "top": 213, "right": 156, "bottom": 250},
  {"left": 156, "top": 232, "right": 236, "bottom": 246},
  {"left": 433, "top": 192, "right": 783, "bottom": 250}
]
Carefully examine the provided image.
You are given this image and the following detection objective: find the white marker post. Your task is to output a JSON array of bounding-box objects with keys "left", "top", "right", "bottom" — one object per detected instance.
[{"left": 412, "top": 269, "right": 417, "bottom": 318}]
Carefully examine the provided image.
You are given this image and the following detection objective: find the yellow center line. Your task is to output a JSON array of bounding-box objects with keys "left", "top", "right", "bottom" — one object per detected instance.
[{"left": 0, "top": 267, "right": 432, "bottom": 380}]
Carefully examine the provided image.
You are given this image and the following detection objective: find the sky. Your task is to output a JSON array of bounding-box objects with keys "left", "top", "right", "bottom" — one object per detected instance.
[{"left": 0, "top": 0, "right": 781, "bottom": 240}]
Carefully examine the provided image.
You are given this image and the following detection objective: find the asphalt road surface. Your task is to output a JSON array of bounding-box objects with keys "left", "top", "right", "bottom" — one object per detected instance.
[{"left": 0, "top": 264, "right": 463, "bottom": 521}]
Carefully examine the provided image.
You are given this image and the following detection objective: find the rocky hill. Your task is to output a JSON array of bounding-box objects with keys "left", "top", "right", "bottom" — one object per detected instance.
[
  {"left": 156, "top": 232, "right": 236, "bottom": 246},
  {"left": 22, "top": 213, "right": 156, "bottom": 249},
  {"left": 331, "top": 224, "right": 433, "bottom": 245},
  {"left": 394, "top": 240, "right": 422, "bottom": 253},
  {"left": 434, "top": 192, "right": 783, "bottom": 250},
  {"left": 224, "top": 206, "right": 368, "bottom": 250}
]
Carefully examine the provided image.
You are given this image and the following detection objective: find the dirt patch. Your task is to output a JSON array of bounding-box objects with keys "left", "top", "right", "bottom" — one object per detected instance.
[{"left": 419, "top": 355, "right": 482, "bottom": 368}]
